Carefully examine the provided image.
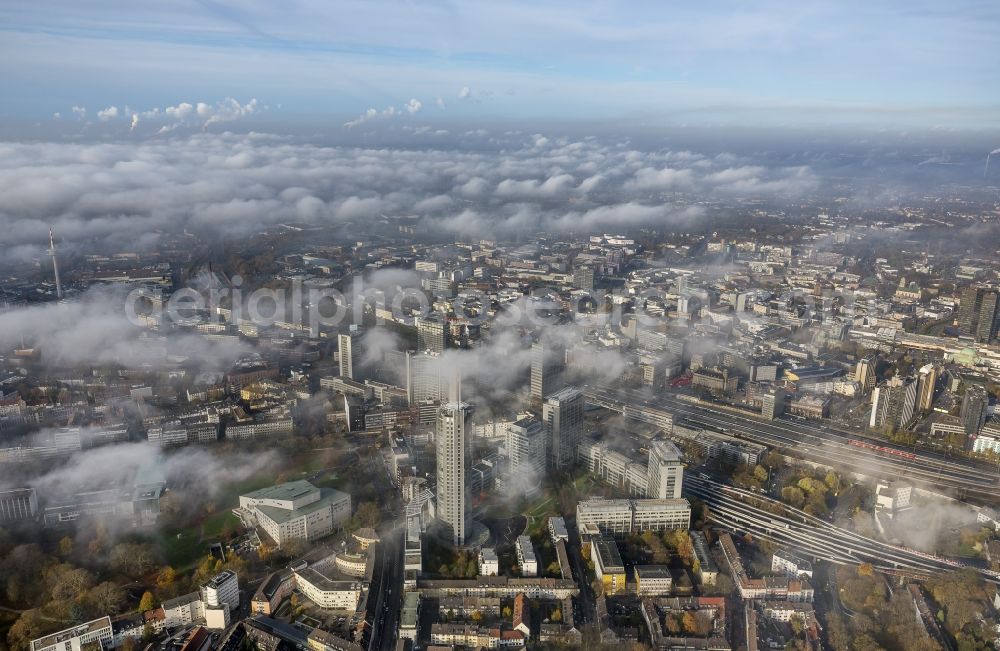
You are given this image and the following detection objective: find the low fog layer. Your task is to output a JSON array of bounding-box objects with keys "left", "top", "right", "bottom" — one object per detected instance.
[{"left": 0, "top": 132, "right": 827, "bottom": 262}]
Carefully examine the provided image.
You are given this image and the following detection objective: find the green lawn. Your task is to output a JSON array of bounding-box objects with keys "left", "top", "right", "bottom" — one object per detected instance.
[
  {"left": 203, "top": 510, "right": 241, "bottom": 538},
  {"left": 159, "top": 527, "right": 205, "bottom": 569}
]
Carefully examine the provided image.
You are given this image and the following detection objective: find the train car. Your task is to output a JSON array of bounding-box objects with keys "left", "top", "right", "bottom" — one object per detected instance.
[
  {"left": 680, "top": 418, "right": 728, "bottom": 435},
  {"left": 847, "top": 439, "right": 917, "bottom": 461}
]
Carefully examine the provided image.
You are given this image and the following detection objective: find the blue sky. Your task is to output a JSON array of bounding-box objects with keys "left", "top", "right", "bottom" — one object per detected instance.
[{"left": 2, "top": 0, "right": 998, "bottom": 130}]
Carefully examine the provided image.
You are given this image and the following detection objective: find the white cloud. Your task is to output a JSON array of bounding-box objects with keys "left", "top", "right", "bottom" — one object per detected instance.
[
  {"left": 0, "top": 132, "right": 824, "bottom": 263},
  {"left": 344, "top": 107, "right": 378, "bottom": 128},
  {"left": 435, "top": 97, "right": 446, "bottom": 110},
  {"left": 97, "top": 106, "right": 120, "bottom": 120},
  {"left": 625, "top": 166, "right": 695, "bottom": 191},
  {"left": 458, "top": 86, "right": 471, "bottom": 99},
  {"left": 405, "top": 98, "right": 422, "bottom": 114},
  {"left": 577, "top": 174, "right": 604, "bottom": 193},
  {"left": 201, "top": 97, "right": 262, "bottom": 129},
  {"left": 705, "top": 165, "right": 766, "bottom": 184},
  {"left": 165, "top": 102, "right": 194, "bottom": 120},
  {"left": 68, "top": 98, "right": 261, "bottom": 132},
  {"left": 0, "top": 286, "right": 249, "bottom": 368},
  {"left": 496, "top": 173, "right": 575, "bottom": 199}
]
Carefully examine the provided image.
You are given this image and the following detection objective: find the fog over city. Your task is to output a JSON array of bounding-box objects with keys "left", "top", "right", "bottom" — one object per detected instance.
[{"left": 1, "top": 2, "right": 999, "bottom": 651}]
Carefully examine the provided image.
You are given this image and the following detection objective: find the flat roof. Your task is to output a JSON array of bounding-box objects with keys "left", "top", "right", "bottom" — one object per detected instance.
[
  {"left": 546, "top": 386, "right": 581, "bottom": 402},
  {"left": 242, "top": 480, "right": 319, "bottom": 503},
  {"left": 516, "top": 537, "right": 536, "bottom": 562},
  {"left": 593, "top": 539, "right": 624, "bottom": 571},
  {"left": 31, "top": 617, "right": 112, "bottom": 651},
  {"left": 294, "top": 556, "right": 365, "bottom": 592},
  {"left": 635, "top": 565, "right": 672, "bottom": 580},
  {"left": 577, "top": 498, "right": 632, "bottom": 512},
  {"left": 203, "top": 570, "right": 237, "bottom": 590},
  {"left": 255, "top": 488, "right": 349, "bottom": 525}
]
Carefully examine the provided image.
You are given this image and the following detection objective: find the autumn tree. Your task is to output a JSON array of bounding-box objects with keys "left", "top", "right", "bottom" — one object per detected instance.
[
  {"left": 57, "top": 536, "right": 75, "bottom": 559},
  {"left": 763, "top": 451, "right": 785, "bottom": 470},
  {"left": 156, "top": 566, "right": 177, "bottom": 591},
  {"left": 781, "top": 487, "right": 806, "bottom": 508},
  {"left": 7, "top": 610, "right": 47, "bottom": 651},
  {"left": 680, "top": 612, "right": 696, "bottom": 635},
  {"left": 139, "top": 591, "right": 156, "bottom": 612},
  {"left": 86, "top": 582, "right": 126, "bottom": 616},
  {"left": 2, "top": 544, "right": 54, "bottom": 605},
  {"left": 49, "top": 566, "right": 95, "bottom": 603},
  {"left": 351, "top": 501, "right": 381, "bottom": 529},
  {"left": 110, "top": 543, "right": 158, "bottom": 579}
]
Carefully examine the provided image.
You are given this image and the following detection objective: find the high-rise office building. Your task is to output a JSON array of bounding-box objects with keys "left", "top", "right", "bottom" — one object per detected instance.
[
  {"left": 543, "top": 387, "right": 584, "bottom": 469},
  {"left": 572, "top": 265, "right": 594, "bottom": 291},
  {"left": 961, "top": 385, "right": 989, "bottom": 437},
  {"left": 869, "top": 376, "right": 917, "bottom": 431},
  {"left": 436, "top": 402, "right": 472, "bottom": 546},
  {"left": 417, "top": 316, "right": 451, "bottom": 353},
  {"left": 958, "top": 286, "right": 1000, "bottom": 343},
  {"left": 505, "top": 416, "right": 547, "bottom": 489},
  {"left": 337, "top": 329, "right": 360, "bottom": 380},
  {"left": 530, "top": 341, "right": 566, "bottom": 400},
  {"left": 854, "top": 356, "right": 877, "bottom": 395},
  {"left": 761, "top": 388, "right": 785, "bottom": 421},
  {"left": 916, "top": 364, "right": 938, "bottom": 413},
  {"left": 646, "top": 441, "right": 683, "bottom": 499},
  {"left": 405, "top": 350, "right": 444, "bottom": 404}
]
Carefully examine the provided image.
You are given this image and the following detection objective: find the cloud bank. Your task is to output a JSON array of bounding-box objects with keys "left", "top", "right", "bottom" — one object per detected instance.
[{"left": 0, "top": 132, "right": 821, "bottom": 263}]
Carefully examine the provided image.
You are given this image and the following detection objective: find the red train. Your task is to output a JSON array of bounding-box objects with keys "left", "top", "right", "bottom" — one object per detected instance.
[
  {"left": 670, "top": 372, "right": 693, "bottom": 387},
  {"left": 847, "top": 439, "right": 917, "bottom": 460}
]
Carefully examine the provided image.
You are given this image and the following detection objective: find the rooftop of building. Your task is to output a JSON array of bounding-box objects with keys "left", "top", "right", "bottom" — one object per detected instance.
[
  {"left": 306, "top": 628, "right": 363, "bottom": 651},
  {"left": 253, "top": 488, "right": 349, "bottom": 525},
  {"left": 545, "top": 386, "right": 581, "bottom": 402},
  {"left": 30, "top": 617, "right": 112, "bottom": 651},
  {"left": 577, "top": 498, "right": 633, "bottom": 512},
  {"left": 254, "top": 570, "right": 293, "bottom": 601},
  {"left": 242, "top": 480, "right": 318, "bottom": 503},
  {"left": 593, "top": 538, "right": 625, "bottom": 571},
  {"left": 515, "top": 537, "right": 536, "bottom": 562},
  {"left": 293, "top": 554, "right": 366, "bottom": 593},
  {"left": 650, "top": 440, "right": 682, "bottom": 462},
  {"left": 162, "top": 591, "right": 202, "bottom": 611},
  {"left": 202, "top": 569, "right": 238, "bottom": 590}
]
